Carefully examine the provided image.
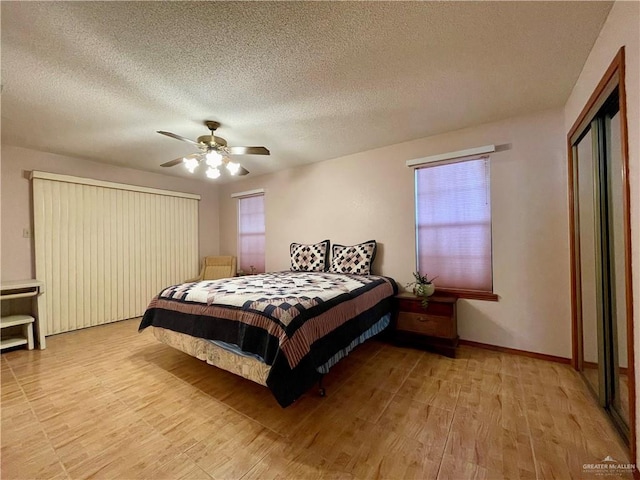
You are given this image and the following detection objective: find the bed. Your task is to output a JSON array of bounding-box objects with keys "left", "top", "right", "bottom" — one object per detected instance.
[{"left": 139, "top": 270, "right": 397, "bottom": 407}]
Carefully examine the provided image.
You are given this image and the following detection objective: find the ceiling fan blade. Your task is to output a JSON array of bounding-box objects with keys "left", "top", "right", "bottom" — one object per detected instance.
[
  {"left": 157, "top": 130, "right": 200, "bottom": 146},
  {"left": 237, "top": 166, "right": 250, "bottom": 176},
  {"left": 228, "top": 146, "right": 270, "bottom": 155},
  {"left": 160, "top": 157, "right": 184, "bottom": 168},
  {"left": 160, "top": 153, "right": 200, "bottom": 168}
]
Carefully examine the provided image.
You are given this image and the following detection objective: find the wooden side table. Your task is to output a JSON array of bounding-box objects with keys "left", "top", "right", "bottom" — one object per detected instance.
[{"left": 393, "top": 292, "right": 458, "bottom": 358}]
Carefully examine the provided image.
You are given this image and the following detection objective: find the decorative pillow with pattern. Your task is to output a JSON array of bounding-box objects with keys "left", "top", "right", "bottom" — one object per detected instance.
[
  {"left": 329, "top": 240, "right": 377, "bottom": 275},
  {"left": 290, "top": 240, "right": 330, "bottom": 272}
]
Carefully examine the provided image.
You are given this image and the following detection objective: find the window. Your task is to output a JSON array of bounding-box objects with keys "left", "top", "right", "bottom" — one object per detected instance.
[
  {"left": 237, "top": 193, "right": 265, "bottom": 274},
  {"left": 415, "top": 157, "right": 493, "bottom": 294}
]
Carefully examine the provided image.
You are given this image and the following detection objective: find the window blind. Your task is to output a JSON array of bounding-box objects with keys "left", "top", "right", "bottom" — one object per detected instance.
[
  {"left": 32, "top": 171, "right": 199, "bottom": 334},
  {"left": 415, "top": 157, "right": 492, "bottom": 292},
  {"left": 238, "top": 194, "right": 265, "bottom": 273}
]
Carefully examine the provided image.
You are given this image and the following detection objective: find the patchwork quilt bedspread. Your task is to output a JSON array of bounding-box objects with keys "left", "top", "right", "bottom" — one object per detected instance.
[{"left": 139, "top": 271, "right": 397, "bottom": 406}]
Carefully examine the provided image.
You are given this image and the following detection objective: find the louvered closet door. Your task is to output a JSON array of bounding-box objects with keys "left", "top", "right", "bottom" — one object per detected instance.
[{"left": 32, "top": 172, "right": 200, "bottom": 335}]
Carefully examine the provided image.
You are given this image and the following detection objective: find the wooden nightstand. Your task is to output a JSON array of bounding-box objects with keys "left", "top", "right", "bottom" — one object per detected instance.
[{"left": 393, "top": 292, "right": 458, "bottom": 358}]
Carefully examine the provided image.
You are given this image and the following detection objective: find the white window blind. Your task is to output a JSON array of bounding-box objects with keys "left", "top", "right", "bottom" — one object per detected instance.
[
  {"left": 238, "top": 194, "right": 265, "bottom": 273},
  {"left": 31, "top": 171, "right": 200, "bottom": 335},
  {"left": 415, "top": 157, "right": 492, "bottom": 292}
]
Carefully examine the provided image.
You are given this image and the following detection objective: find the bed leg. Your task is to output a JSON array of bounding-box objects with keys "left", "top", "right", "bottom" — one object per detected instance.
[{"left": 318, "top": 376, "right": 326, "bottom": 397}]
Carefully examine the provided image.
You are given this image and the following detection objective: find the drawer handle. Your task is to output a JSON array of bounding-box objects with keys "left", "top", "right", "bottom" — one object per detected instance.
[{"left": 417, "top": 317, "right": 429, "bottom": 322}]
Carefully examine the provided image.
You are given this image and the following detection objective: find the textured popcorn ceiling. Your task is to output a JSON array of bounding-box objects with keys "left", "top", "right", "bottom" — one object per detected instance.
[{"left": 1, "top": 1, "right": 612, "bottom": 182}]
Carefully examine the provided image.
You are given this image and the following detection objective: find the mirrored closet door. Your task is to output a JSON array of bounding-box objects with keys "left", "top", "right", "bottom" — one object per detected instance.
[{"left": 569, "top": 50, "right": 633, "bottom": 451}]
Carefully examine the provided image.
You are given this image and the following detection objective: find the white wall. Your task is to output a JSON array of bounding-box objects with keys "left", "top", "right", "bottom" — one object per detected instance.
[
  {"left": 1, "top": 145, "right": 220, "bottom": 281},
  {"left": 564, "top": 0, "right": 639, "bottom": 460},
  {"left": 219, "top": 108, "right": 572, "bottom": 358}
]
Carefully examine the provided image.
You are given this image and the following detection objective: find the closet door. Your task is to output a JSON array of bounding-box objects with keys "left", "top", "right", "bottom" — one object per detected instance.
[
  {"left": 571, "top": 86, "right": 632, "bottom": 443},
  {"left": 574, "top": 127, "right": 602, "bottom": 399},
  {"left": 604, "top": 108, "right": 630, "bottom": 430}
]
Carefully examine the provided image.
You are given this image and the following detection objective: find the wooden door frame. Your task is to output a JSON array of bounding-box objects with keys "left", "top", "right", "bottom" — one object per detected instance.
[{"left": 567, "top": 46, "right": 635, "bottom": 464}]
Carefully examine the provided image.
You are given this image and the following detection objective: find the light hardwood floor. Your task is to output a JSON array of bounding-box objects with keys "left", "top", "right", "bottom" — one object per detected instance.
[{"left": 1, "top": 318, "right": 632, "bottom": 479}]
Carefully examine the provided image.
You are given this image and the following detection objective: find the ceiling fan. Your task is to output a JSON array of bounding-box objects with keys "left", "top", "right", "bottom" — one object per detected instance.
[{"left": 157, "top": 120, "right": 270, "bottom": 179}]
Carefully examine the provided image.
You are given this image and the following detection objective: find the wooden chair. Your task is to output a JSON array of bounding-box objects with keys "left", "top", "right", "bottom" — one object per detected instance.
[{"left": 187, "top": 256, "right": 237, "bottom": 282}]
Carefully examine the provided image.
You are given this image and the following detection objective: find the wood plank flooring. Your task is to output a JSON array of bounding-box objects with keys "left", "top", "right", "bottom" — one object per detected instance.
[{"left": 1, "top": 318, "right": 632, "bottom": 479}]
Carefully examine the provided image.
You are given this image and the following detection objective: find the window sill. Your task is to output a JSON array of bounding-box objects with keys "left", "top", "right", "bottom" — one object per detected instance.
[{"left": 434, "top": 288, "right": 499, "bottom": 302}]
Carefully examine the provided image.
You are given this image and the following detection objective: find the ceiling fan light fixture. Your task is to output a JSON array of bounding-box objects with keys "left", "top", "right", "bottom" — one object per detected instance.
[
  {"left": 205, "top": 151, "right": 222, "bottom": 168},
  {"left": 183, "top": 157, "right": 199, "bottom": 173},
  {"left": 206, "top": 167, "right": 221, "bottom": 179},
  {"left": 159, "top": 120, "right": 268, "bottom": 176},
  {"left": 226, "top": 161, "right": 241, "bottom": 175}
]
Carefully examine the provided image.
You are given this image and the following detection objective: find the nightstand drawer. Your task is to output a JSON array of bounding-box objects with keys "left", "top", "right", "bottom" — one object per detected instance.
[
  {"left": 397, "top": 298, "right": 454, "bottom": 316},
  {"left": 396, "top": 312, "right": 453, "bottom": 338}
]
